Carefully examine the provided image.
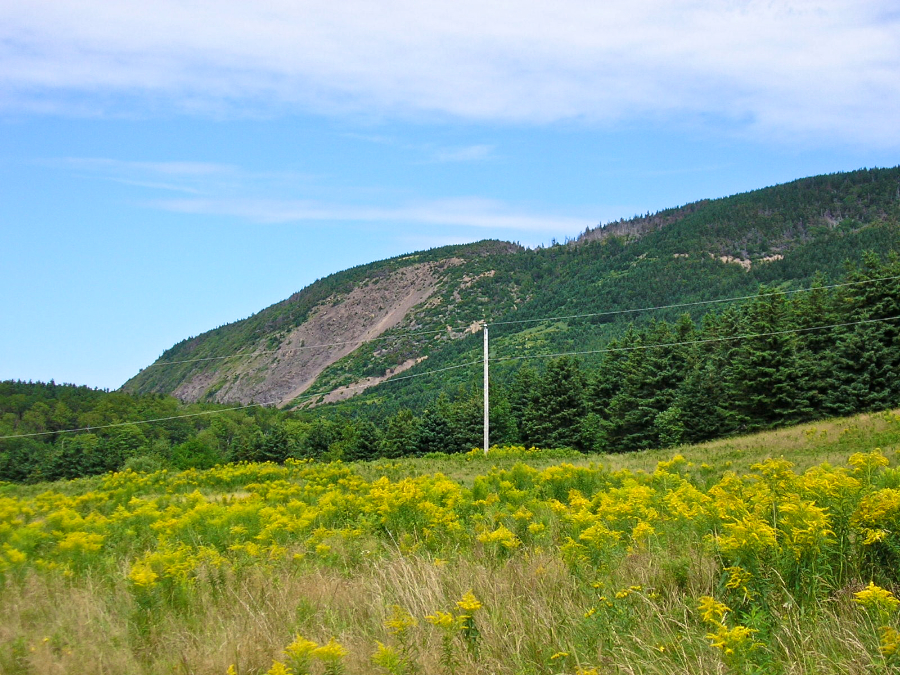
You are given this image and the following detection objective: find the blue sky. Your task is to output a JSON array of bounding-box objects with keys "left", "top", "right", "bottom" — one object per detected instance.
[{"left": 2, "top": 0, "right": 899, "bottom": 389}]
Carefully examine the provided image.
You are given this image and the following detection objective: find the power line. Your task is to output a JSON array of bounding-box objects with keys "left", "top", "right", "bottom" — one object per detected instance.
[
  {"left": 492, "top": 315, "right": 900, "bottom": 364},
  {"left": 138, "top": 275, "right": 900, "bottom": 369},
  {"left": 284, "top": 359, "right": 483, "bottom": 408},
  {"left": 0, "top": 359, "right": 483, "bottom": 440},
  {"left": 5, "top": 279, "right": 897, "bottom": 442},
  {"left": 0, "top": 403, "right": 267, "bottom": 440},
  {"left": 486, "top": 274, "right": 900, "bottom": 328},
  {"left": 145, "top": 324, "right": 477, "bottom": 368},
  {"left": 140, "top": 275, "right": 900, "bottom": 368},
  {"left": 3, "top": 313, "right": 896, "bottom": 441}
]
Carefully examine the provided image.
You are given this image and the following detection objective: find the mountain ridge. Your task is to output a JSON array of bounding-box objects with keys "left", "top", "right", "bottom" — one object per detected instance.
[{"left": 122, "top": 166, "right": 900, "bottom": 408}]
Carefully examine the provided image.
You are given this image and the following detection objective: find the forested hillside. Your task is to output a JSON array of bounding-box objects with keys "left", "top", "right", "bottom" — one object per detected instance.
[
  {"left": 3, "top": 251, "right": 898, "bottom": 483},
  {"left": 122, "top": 166, "right": 900, "bottom": 412}
]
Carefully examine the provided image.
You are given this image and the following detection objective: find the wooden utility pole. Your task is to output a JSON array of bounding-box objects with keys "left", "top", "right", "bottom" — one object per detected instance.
[{"left": 483, "top": 322, "right": 489, "bottom": 455}]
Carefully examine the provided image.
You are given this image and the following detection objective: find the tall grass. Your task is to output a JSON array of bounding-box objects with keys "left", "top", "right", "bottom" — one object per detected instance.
[{"left": 1, "top": 409, "right": 900, "bottom": 674}]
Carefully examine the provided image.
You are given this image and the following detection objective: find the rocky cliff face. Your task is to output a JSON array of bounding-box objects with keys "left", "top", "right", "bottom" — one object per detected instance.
[
  {"left": 153, "top": 261, "right": 468, "bottom": 405},
  {"left": 122, "top": 241, "right": 520, "bottom": 405}
]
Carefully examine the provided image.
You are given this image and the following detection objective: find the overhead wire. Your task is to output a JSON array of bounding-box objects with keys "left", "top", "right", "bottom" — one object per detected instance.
[
  {"left": 491, "top": 315, "right": 900, "bottom": 364},
  {"left": 0, "top": 403, "right": 267, "bottom": 440},
  {"left": 144, "top": 324, "right": 478, "bottom": 368},
  {"left": 486, "top": 274, "right": 900, "bottom": 327},
  {"left": 0, "top": 359, "right": 483, "bottom": 440},
  {"left": 280, "top": 359, "right": 483, "bottom": 409},
  {"left": 7, "top": 312, "right": 895, "bottom": 440},
  {"left": 140, "top": 275, "right": 900, "bottom": 368},
  {"left": 4, "top": 274, "right": 896, "bottom": 441}
]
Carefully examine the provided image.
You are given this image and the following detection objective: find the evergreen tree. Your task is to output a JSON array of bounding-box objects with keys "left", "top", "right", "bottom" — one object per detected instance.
[
  {"left": 604, "top": 320, "right": 690, "bottom": 451},
  {"left": 507, "top": 365, "right": 540, "bottom": 445},
  {"left": 672, "top": 354, "right": 729, "bottom": 444},
  {"left": 792, "top": 272, "right": 838, "bottom": 415},
  {"left": 248, "top": 424, "right": 293, "bottom": 463},
  {"left": 381, "top": 409, "right": 420, "bottom": 458},
  {"left": 446, "top": 387, "right": 484, "bottom": 452},
  {"left": 725, "top": 288, "right": 810, "bottom": 430},
  {"left": 341, "top": 420, "right": 381, "bottom": 461},
  {"left": 824, "top": 253, "right": 900, "bottom": 414},
  {"left": 417, "top": 406, "right": 455, "bottom": 454},
  {"left": 521, "top": 356, "right": 586, "bottom": 449}
]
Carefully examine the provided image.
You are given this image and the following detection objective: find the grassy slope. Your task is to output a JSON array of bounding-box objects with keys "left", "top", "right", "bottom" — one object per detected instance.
[
  {"left": 354, "top": 408, "right": 900, "bottom": 487},
  {"left": 2, "top": 408, "right": 900, "bottom": 674}
]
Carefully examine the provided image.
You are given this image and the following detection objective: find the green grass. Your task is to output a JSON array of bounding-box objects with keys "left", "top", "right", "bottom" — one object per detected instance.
[
  {"left": 356, "top": 408, "right": 900, "bottom": 487},
  {"left": 2, "top": 407, "right": 900, "bottom": 674}
]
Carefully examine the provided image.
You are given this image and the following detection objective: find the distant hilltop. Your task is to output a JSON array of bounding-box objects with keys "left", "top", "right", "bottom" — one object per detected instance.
[{"left": 123, "top": 166, "right": 900, "bottom": 410}]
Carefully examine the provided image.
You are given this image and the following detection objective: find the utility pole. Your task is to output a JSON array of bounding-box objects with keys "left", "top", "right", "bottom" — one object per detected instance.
[{"left": 483, "top": 321, "right": 489, "bottom": 455}]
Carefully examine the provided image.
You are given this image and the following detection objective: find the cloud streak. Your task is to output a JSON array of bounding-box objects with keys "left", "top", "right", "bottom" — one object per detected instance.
[
  {"left": 46, "top": 154, "right": 594, "bottom": 236},
  {"left": 431, "top": 145, "right": 495, "bottom": 163},
  {"left": 41, "top": 156, "right": 320, "bottom": 194},
  {"left": 151, "top": 196, "right": 591, "bottom": 234},
  {"left": 2, "top": 1, "right": 898, "bottom": 145}
]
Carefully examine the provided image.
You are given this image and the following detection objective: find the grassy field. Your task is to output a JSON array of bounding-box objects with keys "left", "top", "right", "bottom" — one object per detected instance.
[{"left": 2, "top": 410, "right": 900, "bottom": 674}]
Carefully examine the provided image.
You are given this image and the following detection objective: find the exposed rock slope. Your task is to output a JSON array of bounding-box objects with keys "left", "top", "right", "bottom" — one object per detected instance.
[{"left": 168, "top": 261, "right": 453, "bottom": 405}]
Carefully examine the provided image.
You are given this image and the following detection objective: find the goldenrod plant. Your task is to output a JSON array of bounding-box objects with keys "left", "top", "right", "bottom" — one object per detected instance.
[{"left": 1, "top": 410, "right": 900, "bottom": 672}]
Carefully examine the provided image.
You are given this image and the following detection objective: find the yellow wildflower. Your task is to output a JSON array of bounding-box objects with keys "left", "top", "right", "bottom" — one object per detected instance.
[
  {"left": 265, "top": 661, "right": 293, "bottom": 675},
  {"left": 371, "top": 642, "right": 402, "bottom": 670},
  {"left": 698, "top": 596, "right": 730, "bottom": 625},
  {"left": 426, "top": 610, "right": 458, "bottom": 630},
  {"left": 476, "top": 524, "right": 520, "bottom": 549},
  {"left": 863, "top": 529, "right": 887, "bottom": 545},
  {"left": 724, "top": 566, "right": 754, "bottom": 601},
  {"left": 285, "top": 634, "right": 317, "bottom": 671},
  {"left": 57, "top": 531, "right": 105, "bottom": 554},
  {"left": 717, "top": 514, "right": 777, "bottom": 556},
  {"left": 128, "top": 561, "right": 159, "bottom": 587},
  {"left": 456, "top": 591, "right": 482, "bottom": 613},
  {"left": 311, "top": 638, "right": 347, "bottom": 662},
  {"left": 3, "top": 547, "right": 27, "bottom": 565},
  {"left": 632, "top": 521, "right": 655, "bottom": 542},
  {"left": 880, "top": 626, "right": 900, "bottom": 657},
  {"left": 384, "top": 605, "right": 418, "bottom": 635},
  {"left": 706, "top": 623, "right": 759, "bottom": 656},
  {"left": 848, "top": 450, "right": 889, "bottom": 475},
  {"left": 854, "top": 582, "right": 900, "bottom": 618}
]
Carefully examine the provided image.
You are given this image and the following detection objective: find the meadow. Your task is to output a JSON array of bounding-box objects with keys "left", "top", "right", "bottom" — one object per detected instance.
[{"left": 2, "top": 410, "right": 900, "bottom": 674}]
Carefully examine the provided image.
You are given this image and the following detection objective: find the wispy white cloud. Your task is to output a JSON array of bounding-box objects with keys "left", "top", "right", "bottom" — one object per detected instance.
[
  {"left": 151, "top": 196, "right": 591, "bottom": 234},
  {"left": 110, "top": 178, "right": 202, "bottom": 194},
  {"left": 42, "top": 157, "right": 239, "bottom": 176},
  {"left": 40, "top": 156, "right": 321, "bottom": 196},
  {"left": 431, "top": 145, "right": 495, "bottom": 163},
  {"left": 342, "top": 134, "right": 496, "bottom": 163},
  {"left": 2, "top": 1, "right": 899, "bottom": 146},
  {"left": 45, "top": 154, "right": 594, "bottom": 236}
]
